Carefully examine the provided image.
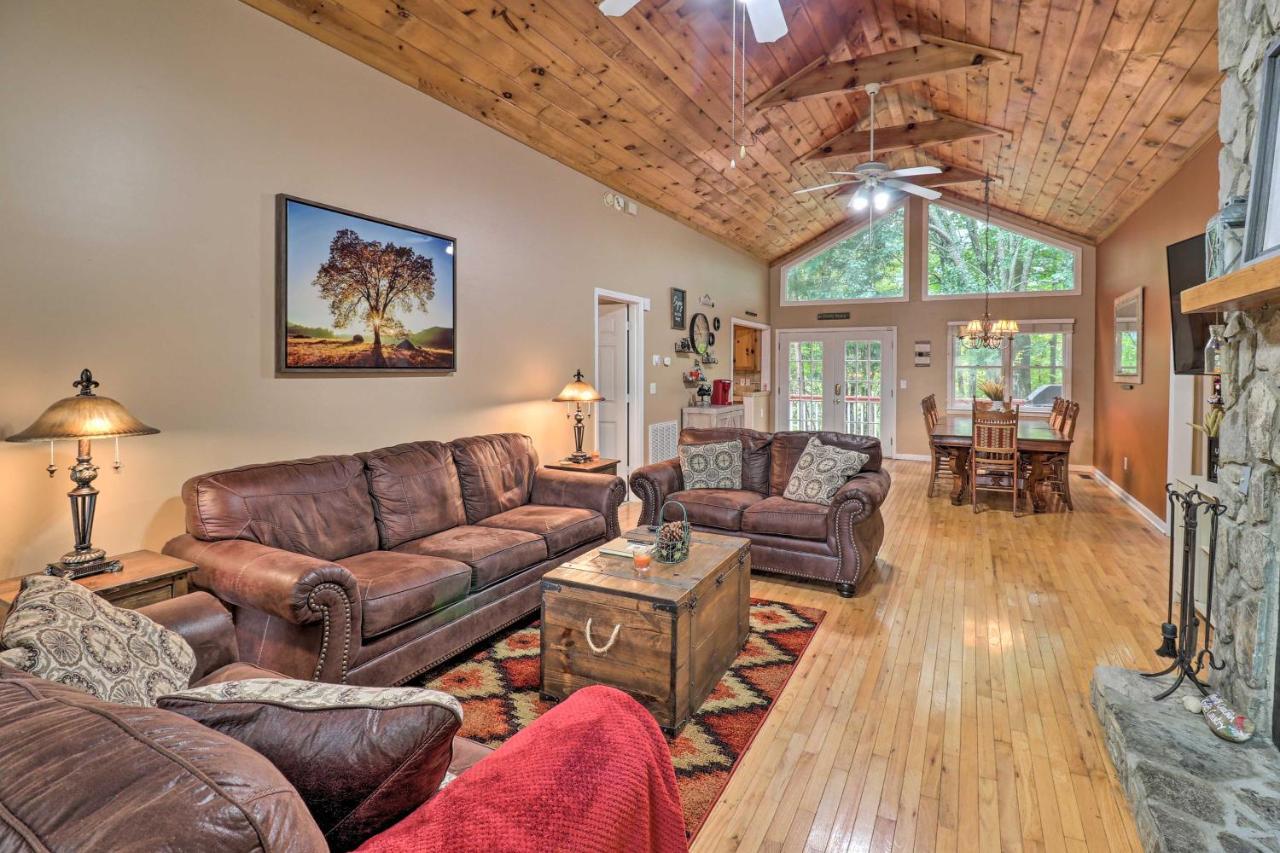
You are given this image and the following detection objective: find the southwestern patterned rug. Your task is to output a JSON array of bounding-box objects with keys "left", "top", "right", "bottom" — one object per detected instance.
[{"left": 422, "top": 598, "right": 825, "bottom": 839}]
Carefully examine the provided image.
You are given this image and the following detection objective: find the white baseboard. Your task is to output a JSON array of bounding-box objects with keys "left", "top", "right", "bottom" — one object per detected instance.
[
  {"left": 1091, "top": 468, "right": 1169, "bottom": 535},
  {"left": 894, "top": 453, "right": 931, "bottom": 462}
]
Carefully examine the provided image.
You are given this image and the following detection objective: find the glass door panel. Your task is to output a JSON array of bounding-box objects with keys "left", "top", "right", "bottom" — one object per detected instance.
[
  {"left": 843, "top": 340, "right": 883, "bottom": 438},
  {"left": 785, "top": 339, "right": 825, "bottom": 431}
]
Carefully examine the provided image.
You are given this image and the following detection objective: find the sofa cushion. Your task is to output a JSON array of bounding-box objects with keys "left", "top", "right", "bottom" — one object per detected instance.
[
  {"left": 679, "top": 427, "right": 773, "bottom": 493},
  {"left": 743, "top": 496, "right": 829, "bottom": 540},
  {"left": 182, "top": 454, "right": 378, "bottom": 561},
  {"left": 158, "top": 678, "right": 463, "bottom": 852},
  {"left": 678, "top": 439, "right": 743, "bottom": 490},
  {"left": 478, "top": 505, "right": 606, "bottom": 556},
  {"left": 0, "top": 575, "right": 195, "bottom": 707},
  {"left": 358, "top": 441, "right": 468, "bottom": 549},
  {"left": 337, "top": 551, "right": 473, "bottom": 639},
  {"left": 769, "top": 431, "right": 882, "bottom": 496},
  {"left": 662, "top": 489, "right": 764, "bottom": 531},
  {"left": 196, "top": 661, "right": 288, "bottom": 687},
  {"left": 782, "top": 437, "right": 870, "bottom": 506},
  {"left": 0, "top": 664, "right": 326, "bottom": 851},
  {"left": 395, "top": 526, "right": 548, "bottom": 590},
  {"left": 450, "top": 434, "right": 540, "bottom": 524}
]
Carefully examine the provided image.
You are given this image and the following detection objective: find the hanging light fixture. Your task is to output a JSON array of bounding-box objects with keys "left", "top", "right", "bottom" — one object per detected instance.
[
  {"left": 957, "top": 175, "right": 1019, "bottom": 351},
  {"left": 728, "top": 0, "right": 757, "bottom": 169}
]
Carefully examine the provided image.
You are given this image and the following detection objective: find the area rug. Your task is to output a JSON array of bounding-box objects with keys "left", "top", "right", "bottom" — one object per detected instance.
[{"left": 422, "top": 598, "right": 825, "bottom": 839}]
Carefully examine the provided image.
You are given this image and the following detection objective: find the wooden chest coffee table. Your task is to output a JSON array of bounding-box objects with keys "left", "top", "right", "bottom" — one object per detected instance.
[{"left": 540, "top": 529, "right": 751, "bottom": 732}]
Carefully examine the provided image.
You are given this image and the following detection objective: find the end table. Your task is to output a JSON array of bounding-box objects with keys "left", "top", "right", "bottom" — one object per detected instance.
[
  {"left": 0, "top": 550, "right": 196, "bottom": 621},
  {"left": 544, "top": 457, "right": 620, "bottom": 476}
]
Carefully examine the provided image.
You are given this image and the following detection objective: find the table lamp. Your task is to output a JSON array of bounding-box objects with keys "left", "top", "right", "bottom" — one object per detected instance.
[
  {"left": 552, "top": 370, "right": 604, "bottom": 464},
  {"left": 7, "top": 369, "right": 159, "bottom": 578}
]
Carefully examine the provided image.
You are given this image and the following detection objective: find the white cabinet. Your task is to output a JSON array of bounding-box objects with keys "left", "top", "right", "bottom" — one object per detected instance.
[
  {"left": 740, "top": 392, "right": 769, "bottom": 432},
  {"left": 682, "top": 405, "right": 744, "bottom": 430}
]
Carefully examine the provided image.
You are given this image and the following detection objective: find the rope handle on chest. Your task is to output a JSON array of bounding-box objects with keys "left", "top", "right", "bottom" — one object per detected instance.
[{"left": 584, "top": 618, "right": 622, "bottom": 655}]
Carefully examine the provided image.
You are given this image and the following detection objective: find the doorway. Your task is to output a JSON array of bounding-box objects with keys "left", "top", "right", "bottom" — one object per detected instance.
[
  {"left": 775, "top": 328, "right": 897, "bottom": 457},
  {"left": 594, "top": 289, "right": 647, "bottom": 482}
]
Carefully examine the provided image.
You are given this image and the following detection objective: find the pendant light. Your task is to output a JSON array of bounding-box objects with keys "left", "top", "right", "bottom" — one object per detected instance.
[{"left": 957, "top": 175, "right": 1019, "bottom": 351}]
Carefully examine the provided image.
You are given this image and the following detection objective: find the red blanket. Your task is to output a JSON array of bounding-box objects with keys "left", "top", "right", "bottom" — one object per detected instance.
[{"left": 359, "top": 685, "right": 688, "bottom": 853}]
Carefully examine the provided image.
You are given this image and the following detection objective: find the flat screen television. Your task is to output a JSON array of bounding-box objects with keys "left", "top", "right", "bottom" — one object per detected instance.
[{"left": 1168, "top": 233, "right": 1212, "bottom": 374}]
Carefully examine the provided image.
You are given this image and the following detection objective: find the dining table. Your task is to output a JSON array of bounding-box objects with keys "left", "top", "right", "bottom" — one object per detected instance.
[{"left": 930, "top": 414, "right": 1074, "bottom": 511}]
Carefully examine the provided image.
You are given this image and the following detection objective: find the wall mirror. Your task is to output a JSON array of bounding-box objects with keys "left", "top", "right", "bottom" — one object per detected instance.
[{"left": 1114, "top": 286, "right": 1143, "bottom": 384}]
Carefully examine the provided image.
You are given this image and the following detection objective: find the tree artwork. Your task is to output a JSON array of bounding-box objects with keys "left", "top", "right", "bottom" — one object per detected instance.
[{"left": 312, "top": 229, "right": 438, "bottom": 367}]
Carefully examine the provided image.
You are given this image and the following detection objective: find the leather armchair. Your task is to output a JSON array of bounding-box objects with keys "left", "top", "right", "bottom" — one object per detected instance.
[{"left": 629, "top": 458, "right": 683, "bottom": 527}]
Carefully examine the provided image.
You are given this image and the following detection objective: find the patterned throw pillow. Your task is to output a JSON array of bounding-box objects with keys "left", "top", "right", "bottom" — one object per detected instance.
[
  {"left": 0, "top": 575, "right": 195, "bottom": 706},
  {"left": 679, "top": 439, "right": 743, "bottom": 490},
  {"left": 783, "top": 437, "right": 870, "bottom": 506},
  {"left": 159, "top": 678, "right": 464, "bottom": 851}
]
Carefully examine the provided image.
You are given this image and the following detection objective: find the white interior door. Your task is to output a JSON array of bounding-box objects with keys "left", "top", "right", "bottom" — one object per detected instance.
[
  {"left": 777, "top": 329, "right": 896, "bottom": 455},
  {"left": 596, "top": 302, "right": 629, "bottom": 469}
]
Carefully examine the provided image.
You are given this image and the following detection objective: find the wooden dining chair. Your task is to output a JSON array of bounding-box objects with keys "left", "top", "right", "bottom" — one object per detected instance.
[
  {"left": 923, "top": 395, "right": 953, "bottom": 497},
  {"left": 1043, "top": 400, "right": 1080, "bottom": 510},
  {"left": 971, "top": 404, "right": 1021, "bottom": 514},
  {"left": 1049, "top": 397, "right": 1067, "bottom": 431}
]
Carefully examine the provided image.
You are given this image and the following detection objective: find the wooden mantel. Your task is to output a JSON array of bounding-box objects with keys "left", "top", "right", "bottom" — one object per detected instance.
[{"left": 1181, "top": 254, "right": 1280, "bottom": 314}]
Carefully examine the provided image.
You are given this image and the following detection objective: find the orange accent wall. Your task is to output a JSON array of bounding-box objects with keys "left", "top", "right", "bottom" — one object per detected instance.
[{"left": 1094, "top": 142, "right": 1219, "bottom": 516}]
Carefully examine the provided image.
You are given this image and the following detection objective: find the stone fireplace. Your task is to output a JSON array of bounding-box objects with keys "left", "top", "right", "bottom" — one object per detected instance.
[{"left": 1090, "top": 2, "right": 1280, "bottom": 849}]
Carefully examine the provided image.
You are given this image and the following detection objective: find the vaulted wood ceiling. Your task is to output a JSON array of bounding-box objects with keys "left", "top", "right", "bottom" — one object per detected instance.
[{"left": 244, "top": 0, "right": 1221, "bottom": 261}]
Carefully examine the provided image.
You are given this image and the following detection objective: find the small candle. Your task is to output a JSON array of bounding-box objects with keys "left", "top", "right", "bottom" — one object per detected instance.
[{"left": 633, "top": 550, "right": 652, "bottom": 570}]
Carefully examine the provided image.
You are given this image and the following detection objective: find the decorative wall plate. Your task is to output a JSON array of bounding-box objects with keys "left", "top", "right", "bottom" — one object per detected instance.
[{"left": 712, "top": 317, "right": 721, "bottom": 331}]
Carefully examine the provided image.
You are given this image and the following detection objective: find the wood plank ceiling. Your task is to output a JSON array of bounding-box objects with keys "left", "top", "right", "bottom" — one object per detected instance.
[{"left": 244, "top": 0, "right": 1221, "bottom": 262}]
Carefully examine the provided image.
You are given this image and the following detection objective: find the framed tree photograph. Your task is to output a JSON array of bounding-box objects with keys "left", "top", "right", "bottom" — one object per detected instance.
[
  {"left": 276, "top": 195, "right": 457, "bottom": 375},
  {"left": 670, "top": 287, "right": 687, "bottom": 330}
]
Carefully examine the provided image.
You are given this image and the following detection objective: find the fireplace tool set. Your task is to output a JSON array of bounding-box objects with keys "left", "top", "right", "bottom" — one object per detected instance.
[{"left": 1143, "top": 483, "right": 1226, "bottom": 700}]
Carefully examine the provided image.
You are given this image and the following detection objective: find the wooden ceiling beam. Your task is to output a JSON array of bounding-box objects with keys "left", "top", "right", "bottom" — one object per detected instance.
[
  {"left": 750, "top": 35, "right": 1016, "bottom": 110},
  {"left": 798, "top": 114, "right": 1007, "bottom": 163}
]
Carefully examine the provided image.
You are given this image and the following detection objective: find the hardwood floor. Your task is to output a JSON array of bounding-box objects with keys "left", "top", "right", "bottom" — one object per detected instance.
[{"left": 623, "top": 458, "right": 1169, "bottom": 851}]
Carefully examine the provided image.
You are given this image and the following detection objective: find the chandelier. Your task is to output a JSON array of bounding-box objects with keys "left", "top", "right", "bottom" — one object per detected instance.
[{"left": 957, "top": 175, "right": 1018, "bottom": 350}]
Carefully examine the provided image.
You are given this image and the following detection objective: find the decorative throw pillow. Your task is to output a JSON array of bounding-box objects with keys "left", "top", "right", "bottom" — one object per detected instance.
[
  {"left": 0, "top": 575, "right": 195, "bottom": 706},
  {"left": 158, "top": 678, "right": 464, "bottom": 852},
  {"left": 783, "top": 437, "right": 870, "bottom": 506},
  {"left": 679, "top": 439, "right": 743, "bottom": 490}
]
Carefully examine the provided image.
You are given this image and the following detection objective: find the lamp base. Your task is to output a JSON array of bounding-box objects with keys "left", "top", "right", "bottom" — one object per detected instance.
[
  {"left": 567, "top": 451, "right": 592, "bottom": 464},
  {"left": 46, "top": 557, "right": 123, "bottom": 580}
]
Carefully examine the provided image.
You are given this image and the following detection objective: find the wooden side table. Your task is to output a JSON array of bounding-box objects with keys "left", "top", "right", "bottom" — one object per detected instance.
[
  {"left": 0, "top": 550, "right": 196, "bottom": 621},
  {"left": 545, "top": 457, "right": 620, "bottom": 476}
]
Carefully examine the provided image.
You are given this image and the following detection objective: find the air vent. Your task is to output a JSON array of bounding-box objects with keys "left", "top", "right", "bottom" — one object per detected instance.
[{"left": 648, "top": 420, "right": 678, "bottom": 463}]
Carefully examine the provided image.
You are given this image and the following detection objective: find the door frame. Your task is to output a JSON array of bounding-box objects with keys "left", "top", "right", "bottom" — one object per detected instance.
[
  {"left": 728, "top": 317, "right": 772, "bottom": 393},
  {"left": 774, "top": 326, "right": 898, "bottom": 458},
  {"left": 593, "top": 288, "right": 649, "bottom": 481}
]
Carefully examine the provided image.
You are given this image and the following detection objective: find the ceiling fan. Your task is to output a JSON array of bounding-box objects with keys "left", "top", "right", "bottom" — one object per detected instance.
[
  {"left": 793, "top": 83, "right": 944, "bottom": 211},
  {"left": 598, "top": 0, "right": 788, "bottom": 43}
]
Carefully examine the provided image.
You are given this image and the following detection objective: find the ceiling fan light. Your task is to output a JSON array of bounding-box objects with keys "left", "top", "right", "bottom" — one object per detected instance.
[
  {"left": 873, "top": 189, "right": 890, "bottom": 211},
  {"left": 851, "top": 191, "right": 869, "bottom": 212}
]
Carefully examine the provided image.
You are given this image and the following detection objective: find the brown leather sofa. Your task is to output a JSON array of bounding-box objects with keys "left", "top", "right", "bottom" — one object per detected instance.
[
  {"left": 629, "top": 428, "right": 891, "bottom": 597},
  {"left": 163, "top": 434, "right": 625, "bottom": 687}
]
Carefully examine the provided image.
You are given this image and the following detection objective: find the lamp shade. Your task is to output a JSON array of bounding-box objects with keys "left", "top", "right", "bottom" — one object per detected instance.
[
  {"left": 6, "top": 369, "right": 159, "bottom": 443},
  {"left": 552, "top": 370, "right": 604, "bottom": 404}
]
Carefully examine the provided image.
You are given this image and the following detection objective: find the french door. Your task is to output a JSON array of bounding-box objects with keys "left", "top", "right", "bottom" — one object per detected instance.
[{"left": 775, "top": 329, "right": 896, "bottom": 456}]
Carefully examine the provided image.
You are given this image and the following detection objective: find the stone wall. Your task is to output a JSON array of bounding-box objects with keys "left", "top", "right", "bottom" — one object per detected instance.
[{"left": 1214, "top": 0, "right": 1280, "bottom": 741}]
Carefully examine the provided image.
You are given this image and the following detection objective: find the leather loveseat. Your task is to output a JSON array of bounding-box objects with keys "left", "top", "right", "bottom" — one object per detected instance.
[
  {"left": 163, "top": 433, "right": 625, "bottom": 687},
  {"left": 629, "top": 428, "right": 891, "bottom": 597}
]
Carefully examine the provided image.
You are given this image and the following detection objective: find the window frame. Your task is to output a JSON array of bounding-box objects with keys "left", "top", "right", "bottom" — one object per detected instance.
[
  {"left": 945, "top": 319, "right": 1074, "bottom": 415},
  {"left": 779, "top": 200, "right": 910, "bottom": 307},
  {"left": 921, "top": 199, "right": 1083, "bottom": 301}
]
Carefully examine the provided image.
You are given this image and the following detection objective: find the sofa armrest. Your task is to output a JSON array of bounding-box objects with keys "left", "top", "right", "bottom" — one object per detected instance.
[
  {"left": 162, "top": 535, "right": 358, "bottom": 627},
  {"left": 138, "top": 592, "right": 238, "bottom": 684},
  {"left": 828, "top": 469, "right": 892, "bottom": 526},
  {"left": 530, "top": 469, "right": 627, "bottom": 538},
  {"left": 628, "top": 459, "right": 684, "bottom": 526}
]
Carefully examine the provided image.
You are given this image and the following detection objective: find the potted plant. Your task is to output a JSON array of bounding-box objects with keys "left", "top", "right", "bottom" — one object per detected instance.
[{"left": 975, "top": 378, "right": 1006, "bottom": 411}]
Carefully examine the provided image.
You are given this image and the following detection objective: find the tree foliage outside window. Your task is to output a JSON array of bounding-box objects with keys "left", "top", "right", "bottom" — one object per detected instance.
[
  {"left": 784, "top": 208, "right": 906, "bottom": 302},
  {"left": 950, "top": 330, "right": 1069, "bottom": 411},
  {"left": 928, "top": 206, "right": 1075, "bottom": 296}
]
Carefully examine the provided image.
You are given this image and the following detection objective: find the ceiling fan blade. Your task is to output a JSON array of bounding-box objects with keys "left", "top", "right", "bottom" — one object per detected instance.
[
  {"left": 598, "top": 0, "right": 641, "bottom": 15},
  {"left": 828, "top": 171, "right": 867, "bottom": 179},
  {"left": 794, "top": 180, "right": 858, "bottom": 194},
  {"left": 885, "top": 179, "right": 943, "bottom": 201},
  {"left": 882, "top": 165, "right": 944, "bottom": 178},
  {"left": 746, "top": 0, "right": 788, "bottom": 43}
]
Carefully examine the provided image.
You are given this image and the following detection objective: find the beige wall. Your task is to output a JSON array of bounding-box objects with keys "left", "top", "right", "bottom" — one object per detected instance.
[
  {"left": 770, "top": 197, "right": 1097, "bottom": 462},
  {"left": 1094, "top": 142, "right": 1219, "bottom": 516},
  {"left": 0, "top": 0, "right": 767, "bottom": 579}
]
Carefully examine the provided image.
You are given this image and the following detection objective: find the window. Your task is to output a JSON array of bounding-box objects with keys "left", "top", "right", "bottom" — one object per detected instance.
[
  {"left": 927, "top": 204, "right": 1077, "bottom": 297},
  {"left": 947, "top": 321, "right": 1073, "bottom": 412},
  {"left": 783, "top": 207, "right": 906, "bottom": 303}
]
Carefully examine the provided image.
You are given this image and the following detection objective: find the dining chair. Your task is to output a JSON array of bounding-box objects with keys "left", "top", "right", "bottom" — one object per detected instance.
[
  {"left": 1043, "top": 400, "right": 1080, "bottom": 510},
  {"left": 1049, "top": 397, "right": 1067, "bottom": 431},
  {"left": 971, "top": 404, "right": 1021, "bottom": 514},
  {"left": 923, "top": 395, "right": 953, "bottom": 497}
]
